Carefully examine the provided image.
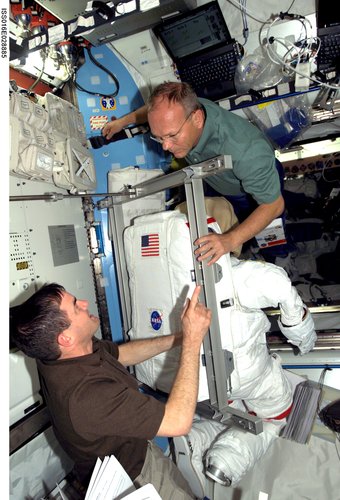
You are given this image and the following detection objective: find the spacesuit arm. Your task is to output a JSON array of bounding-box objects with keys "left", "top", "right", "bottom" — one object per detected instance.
[
  {"left": 231, "top": 258, "right": 317, "bottom": 355},
  {"left": 278, "top": 307, "right": 317, "bottom": 355}
]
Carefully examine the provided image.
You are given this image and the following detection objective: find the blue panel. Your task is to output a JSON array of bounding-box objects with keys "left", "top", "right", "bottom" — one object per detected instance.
[
  {"left": 75, "top": 45, "right": 167, "bottom": 341},
  {"left": 76, "top": 45, "right": 164, "bottom": 171}
]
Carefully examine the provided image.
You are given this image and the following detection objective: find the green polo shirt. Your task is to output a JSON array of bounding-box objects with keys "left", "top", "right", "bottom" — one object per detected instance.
[{"left": 186, "top": 98, "right": 281, "bottom": 204}]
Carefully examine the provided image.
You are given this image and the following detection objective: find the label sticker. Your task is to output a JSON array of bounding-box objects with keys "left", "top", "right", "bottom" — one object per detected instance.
[
  {"left": 90, "top": 115, "right": 108, "bottom": 130},
  {"left": 255, "top": 217, "right": 287, "bottom": 248}
]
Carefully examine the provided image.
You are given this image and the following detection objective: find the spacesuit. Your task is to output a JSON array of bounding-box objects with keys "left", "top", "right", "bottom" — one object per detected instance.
[
  {"left": 217, "top": 255, "right": 315, "bottom": 417},
  {"left": 174, "top": 256, "right": 316, "bottom": 497},
  {"left": 123, "top": 210, "right": 316, "bottom": 497}
]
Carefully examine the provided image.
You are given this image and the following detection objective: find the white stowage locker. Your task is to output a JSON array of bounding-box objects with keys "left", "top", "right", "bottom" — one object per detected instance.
[
  {"left": 108, "top": 166, "right": 166, "bottom": 227},
  {"left": 124, "top": 210, "right": 239, "bottom": 400},
  {"left": 9, "top": 178, "right": 100, "bottom": 499},
  {"left": 9, "top": 91, "right": 97, "bottom": 193}
]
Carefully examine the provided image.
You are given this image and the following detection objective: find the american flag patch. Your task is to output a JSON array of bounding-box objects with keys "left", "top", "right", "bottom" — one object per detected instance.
[{"left": 141, "top": 233, "right": 159, "bottom": 257}]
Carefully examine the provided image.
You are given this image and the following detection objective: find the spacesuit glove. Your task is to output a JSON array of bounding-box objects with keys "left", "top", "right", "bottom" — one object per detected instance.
[{"left": 278, "top": 308, "right": 317, "bottom": 355}]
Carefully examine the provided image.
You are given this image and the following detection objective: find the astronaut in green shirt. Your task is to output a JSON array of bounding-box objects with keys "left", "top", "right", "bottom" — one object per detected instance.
[{"left": 102, "top": 82, "right": 285, "bottom": 263}]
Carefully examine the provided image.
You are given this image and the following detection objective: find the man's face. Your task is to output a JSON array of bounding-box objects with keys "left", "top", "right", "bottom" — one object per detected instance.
[
  {"left": 60, "top": 291, "right": 100, "bottom": 343},
  {"left": 148, "top": 99, "right": 204, "bottom": 158}
]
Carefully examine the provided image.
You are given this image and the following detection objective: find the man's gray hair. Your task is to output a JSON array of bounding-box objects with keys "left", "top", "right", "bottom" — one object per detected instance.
[{"left": 147, "top": 82, "right": 202, "bottom": 115}]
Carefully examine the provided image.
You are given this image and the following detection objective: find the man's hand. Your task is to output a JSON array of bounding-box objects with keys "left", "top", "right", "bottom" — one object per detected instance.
[
  {"left": 102, "top": 117, "right": 124, "bottom": 140},
  {"left": 102, "top": 105, "right": 148, "bottom": 141},
  {"left": 181, "top": 286, "right": 211, "bottom": 347},
  {"left": 194, "top": 196, "right": 285, "bottom": 265},
  {"left": 194, "top": 232, "right": 234, "bottom": 266},
  {"left": 157, "top": 286, "right": 211, "bottom": 437}
]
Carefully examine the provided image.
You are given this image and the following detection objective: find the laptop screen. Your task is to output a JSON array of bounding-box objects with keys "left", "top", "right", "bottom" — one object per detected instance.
[
  {"left": 316, "top": 0, "right": 340, "bottom": 29},
  {"left": 153, "top": 1, "right": 232, "bottom": 60}
]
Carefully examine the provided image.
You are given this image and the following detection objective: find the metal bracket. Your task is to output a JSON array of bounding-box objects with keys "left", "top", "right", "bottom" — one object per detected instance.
[
  {"left": 196, "top": 400, "right": 263, "bottom": 434},
  {"left": 218, "top": 406, "right": 263, "bottom": 434},
  {"left": 105, "top": 155, "right": 263, "bottom": 434}
]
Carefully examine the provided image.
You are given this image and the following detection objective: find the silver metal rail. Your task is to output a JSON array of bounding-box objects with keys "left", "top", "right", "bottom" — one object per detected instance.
[{"left": 101, "top": 155, "right": 263, "bottom": 434}]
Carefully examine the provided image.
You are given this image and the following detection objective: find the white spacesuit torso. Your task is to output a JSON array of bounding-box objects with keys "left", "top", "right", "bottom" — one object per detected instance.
[{"left": 124, "top": 211, "right": 315, "bottom": 416}]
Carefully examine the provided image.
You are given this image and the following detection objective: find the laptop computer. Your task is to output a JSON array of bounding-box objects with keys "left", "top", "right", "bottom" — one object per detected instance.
[
  {"left": 316, "top": 0, "right": 340, "bottom": 73},
  {"left": 153, "top": 1, "right": 242, "bottom": 101}
]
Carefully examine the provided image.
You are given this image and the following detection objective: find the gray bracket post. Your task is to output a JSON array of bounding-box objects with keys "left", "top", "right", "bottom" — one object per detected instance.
[
  {"left": 183, "top": 173, "right": 234, "bottom": 410},
  {"left": 100, "top": 155, "right": 262, "bottom": 434}
]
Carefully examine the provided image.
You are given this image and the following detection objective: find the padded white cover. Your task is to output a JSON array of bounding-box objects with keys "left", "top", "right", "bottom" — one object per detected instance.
[
  {"left": 124, "top": 211, "right": 315, "bottom": 416},
  {"left": 108, "top": 166, "right": 165, "bottom": 227},
  {"left": 205, "top": 419, "right": 285, "bottom": 485},
  {"left": 124, "top": 210, "right": 237, "bottom": 401}
]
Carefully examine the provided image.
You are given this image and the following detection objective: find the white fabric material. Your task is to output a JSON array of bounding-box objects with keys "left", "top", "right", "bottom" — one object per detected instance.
[
  {"left": 10, "top": 427, "right": 73, "bottom": 499},
  {"left": 175, "top": 418, "right": 285, "bottom": 491},
  {"left": 124, "top": 211, "right": 316, "bottom": 415},
  {"left": 205, "top": 420, "right": 285, "bottom": 486},
  {"left": 226, "top": 256, "right": 316, "bottom": 416},
  {"left": 108, "top": 167, "right": 165, "bottom": 228},
  {"left": 173, "top": 419, "right": 226, "bottom": 499},
  {"left": 230, "top": 256, "right": 305, "bottom": 324},
  {"left": 278, "top": 309, "right": 317, "bottom": 355},
  {"left": 124, "top": 210, "right": 236, "bottom": 401},
  {"left": 176, "top": 382, "right": 340, "bottom": 496},
  {"left": 124, "top": 211, "right": 318, "bottom": 492},
  {"left": 187, "top": 420, "right": 227, "bottom": 482},
  {"left": 209, "top": 434, "right": 340, "bottom": 500}
]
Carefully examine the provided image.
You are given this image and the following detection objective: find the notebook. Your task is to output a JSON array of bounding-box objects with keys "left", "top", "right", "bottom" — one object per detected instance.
[
  {"left": 316, "top": 0, "right": 340, "bottom": 72},
  {"left": 153, "top": 1, "right": 241, "bottom": 101}
]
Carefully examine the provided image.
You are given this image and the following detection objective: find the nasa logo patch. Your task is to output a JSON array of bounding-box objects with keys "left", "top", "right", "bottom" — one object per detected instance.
[{"left": 150, "top": 310, "right": 162, "bottom": 331}]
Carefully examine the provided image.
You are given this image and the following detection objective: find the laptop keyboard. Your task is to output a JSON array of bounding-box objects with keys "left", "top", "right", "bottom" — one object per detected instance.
[
  {"left": 317, "top": 32, "right": 340, "bottom": 72},
  {"left": 180, "top": 50, "right": 238, "bottom": 87}
]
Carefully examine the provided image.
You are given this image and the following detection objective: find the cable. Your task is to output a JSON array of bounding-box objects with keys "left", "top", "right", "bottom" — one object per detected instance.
[
  {"left": 225, "top": 0, "right": 271, "bottom": 24},
  {"left": 27, "top": 59, "right": 46, "bottom": 92},
  {"left": 226, "top": 0, "right": 340, "bottom": 90},
  {"left": 265, "top": 14, "right": 314, "bottom": 65},
  {"left": 335, "top": 433, "right": 340, "bottom": 462},
  {"left": 74, "top": 46, "right": 120, "bottom": 98},
  {"left": 286, "top": 0, "right": 297, "bottom": 13},
  {"left": 264, "top": 15, "right": 340, "bottom": 91},
  {"left": 267, "top": 47, "right": 340, "bottom": 90},
  {"left": 227, "top": 0, "right": 340, "bottom": 92},
  {"left": 321, "top": 162, "right": 340, "bottom": 183},
  {"left": 238, "top": 0, "right": 249, "bottom": 45},
  {"left": 316, "top": 366, "right": 331, "bottom": 416},
  {"left": 309, "top": 283, "right": 328, "bottom": 302}
]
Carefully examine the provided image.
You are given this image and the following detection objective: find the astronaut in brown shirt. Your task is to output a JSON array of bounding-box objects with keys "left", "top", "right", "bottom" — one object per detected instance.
[{"left": 11, "top": 282, "right": 211, "bottom": 498}]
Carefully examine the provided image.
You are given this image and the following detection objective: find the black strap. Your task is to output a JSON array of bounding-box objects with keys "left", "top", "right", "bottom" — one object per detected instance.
[{"left": 89, "top": 123, "right": 150, "bottom": 149}]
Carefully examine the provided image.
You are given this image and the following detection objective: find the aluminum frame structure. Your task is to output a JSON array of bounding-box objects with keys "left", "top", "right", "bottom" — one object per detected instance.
[{"left": 101, "top": 155, "right": 262, "bottom": 433}]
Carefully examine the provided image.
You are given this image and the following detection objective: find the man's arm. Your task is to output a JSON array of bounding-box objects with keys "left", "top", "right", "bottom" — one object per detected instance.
[
  {"left": 156, "top": 286, "right": 211, "bottom": 436},
  {"left": 194, "top": 194, "right": 284, "bottom": 264},
  {"left": 117, "top": 333, "right": 181, "bottom": 367},
  {"left": 102, "top": 105, "right": 148, "bottom": 140},
  {"left": 119, "top": 287, "right": 211, "bottom": 436}
]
